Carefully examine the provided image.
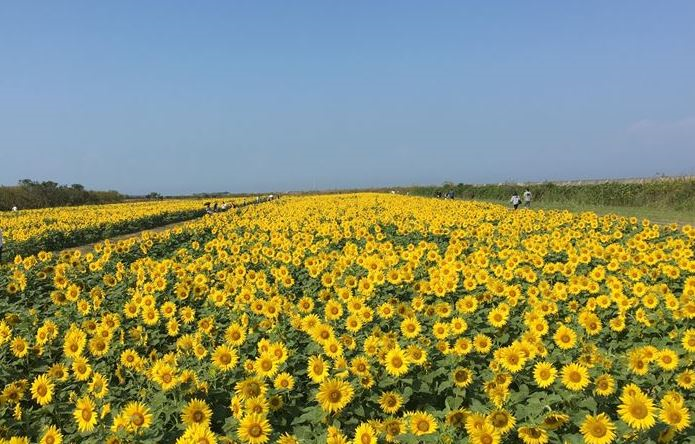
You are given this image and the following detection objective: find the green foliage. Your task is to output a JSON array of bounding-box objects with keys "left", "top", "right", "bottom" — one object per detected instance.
[
  {"left": 407, "top": 179, "right": 695, "bottom": 210},
  {"left": 0, "top": 180, "right": 124, "bottom": 211}
]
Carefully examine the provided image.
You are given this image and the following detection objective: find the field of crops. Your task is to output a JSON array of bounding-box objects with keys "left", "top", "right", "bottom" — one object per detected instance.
[
  {"left": 0, "top": 194, "right": 693, "bottom": 444},
  {"left": 0, "top": 199, "right": 245, "bottom": 259}
]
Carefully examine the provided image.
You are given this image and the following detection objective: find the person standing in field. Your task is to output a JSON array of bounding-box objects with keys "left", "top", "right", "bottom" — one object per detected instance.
[
  {"left": 510, "top": 193, "right": 521, "bottom": 210},
  {"left": 0, "top": 228, "right": 4, "bottom": 262},
  {"left": 523, "top": 189, "right": 532, "bottom": 208}
]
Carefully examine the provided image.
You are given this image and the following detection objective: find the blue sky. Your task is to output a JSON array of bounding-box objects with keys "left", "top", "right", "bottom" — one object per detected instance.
[{"left": 1, "top": 1, "right": 694, "bottom": 194}]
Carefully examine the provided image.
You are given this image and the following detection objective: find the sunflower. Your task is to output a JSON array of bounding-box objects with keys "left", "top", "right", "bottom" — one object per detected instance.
[
  {"left": 151, "top": 361, "right": 178, "bottom": 390},
  {"left": 235, "top": 378, "right": 267, "bottom": 400},
  {"left": 659, "top": 401, "right": 690, "bottom": 432},
  {"left": 245, "top": 396, "right": 269, "bottom": 416},
  {"left": 445, "top": 409, "right": 467, "bottom": 429},
  {"left": 517, "top": 426, "right": 548, "bottom": 444},
  {"left": 533, "top": 362, "right": 557, "bottom": 388},
  {"left": 400, "top": 317, "right": 421, "bottom": 338},
  {"left": 120, "top": 349, "right": 142, "bottom": 369},
  {"left": 269, "top": 342, "right": 289, "bottom": 363},
  {"left": 180, "top": 306, "right": 196, "bottom": 324},
  {"left": 323, "top": 338, "right": 344, "bottom": 358},
  {"left": 618, "top": 391, "right": 656, "bottom": 430},
  {"left": 183, "top": 423, "right": 217, "bottom": 444},
  {"left": 469, "top": 422, "right": 501, "bottom": 444},
  {"left": 676, "top": 370, "right": 695, "bottom": 389},
  {"left": 488, "top": 308, "right": 508, "bottom": 328},
  {"left": 307, "top": 355, "right": 330, "bottom": 383},
  {"left": 432, "top": 322, "right": 450, "bottom": 339},
  {"left": 273, "top": 372, "right": 295, "bottom": 391},
  {"left": 237, "top": 413, "right": 272, "bottom": 444},
  {"left": 225, "top": 323, "right": 247, "bottom": 346},
  {"left": 212, "top": 344, "right": 239, "bottom": 371},
  {"left": 359, "top": 374, "right": 375, "bottom": 389},
  {"left": 253, "top": 352, "right": 279, "bottom": 378},
  {"left": 40, "top": 425, "right": 63, "bottom": 444},
  {"left": 269, "top": 395, "right": 283, "bottom": 412},
  {"left": 11, "top": 336, "right": 29, "bottom": 358},
  {"left": 88, "top": 336, "right": 108, "bottom": 357},
  {"left": 452, "top": 367, "right": 473, "bottom": 388},
  {"left": 580, "top": 413, "right": 616, "bottom": 444},
  {"left": 488, "top": 409, "right": 516, "bottom": 434},
  {"left": 63, "top": 328, "right": 87, "bottom": 359},
  {"left": 378, "top": 391, "right": 403, "bottom": 414},
  {"left": 383, "top": 347, "right": 409, "bottom": 377},
  {"left": 473, "top": 334, "right": 492, "bottom": 353},
  {"left": 31, "top": 374, "right": 54, "bottom": 406},
  {"left": 499, "top": 347, "right": 525, "bottom": 373},
  {"left": 72, "top": 356, "right": 92, "bottom": 381},
  {"left": 2, "top": 382, "right": 24, "bottom": 404},
  {"left": 381, "top": 418, "right": 404, "bottom": 442},
  {"left": 316, "top": 379, "right": 354, "bottom": 413},
  {"left": 656, "top": 349, "right": 679, "bottom": 371},
  {"left": 353, "top": 422, "right": 377, "bottom": 444},
  {"left": 181, "top": 399, "right": 212, "bottom": 427},
  {"left": 553, "top": 325, "right": 577, "bottom": 349},
  {"left": 453, "top": 338, "right": 473, "bottom": 356},
  {"left": 409, "top": 411, "right": 437, "bottom": 436},
  {"left": 124, "top": 401, "right": 152, "bottom": 431},
  {"left": 350, "top": 356, "right": 371, "bottom": 377},
  {"left": 89, "top": 372, "right": 109, "bottom": 399},
  {"left": 46, "top": 361, "right": 66, "bottom": 382},
  {"left": 406, "top": 344, "right": 427, "bottom": 365},
  {"left": 541, "top": 411, "right": 570, "bottom": 430},
  {"left": 593, "top": 374, "right": 615, "bottom": 396},
  {"left": 683, "top": 328, "right": 695, "bottom": 352},
  {"left": 73, "top": 396, "right": 97, "bottom": 433},
  {"left": 275, "top": 433, "right": 300, "bottom": 444},
  {"left": 561, "top": 363, "right": 590, "bottom": 391}
]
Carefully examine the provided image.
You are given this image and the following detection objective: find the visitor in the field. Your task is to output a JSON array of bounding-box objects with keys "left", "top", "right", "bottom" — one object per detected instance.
[
  {"left": 510, "top": 193, "right": 521, "bottom": 210},
  {"left": 0, "top": 228, "right": 4, "bottom": 262},
  {"left": 523, "top": 189, "right": 532, "bottom": 207}
]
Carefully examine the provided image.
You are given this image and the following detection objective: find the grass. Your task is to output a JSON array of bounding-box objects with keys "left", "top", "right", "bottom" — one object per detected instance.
[{"left": 470, "top": 199, "right": 695, "bottom": 226}]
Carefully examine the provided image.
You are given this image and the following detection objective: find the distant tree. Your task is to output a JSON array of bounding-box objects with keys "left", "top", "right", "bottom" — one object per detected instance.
[{"left": 2, "top": 179, "right": 125, "bottom": 210}]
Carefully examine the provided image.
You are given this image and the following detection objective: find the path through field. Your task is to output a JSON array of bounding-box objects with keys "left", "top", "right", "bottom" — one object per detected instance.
[
  {"left": 57, "top": 219, "right": 194, "bottom": 254},
  {"left": 57, "top": 198, "right": 275, "bottom": 255}
]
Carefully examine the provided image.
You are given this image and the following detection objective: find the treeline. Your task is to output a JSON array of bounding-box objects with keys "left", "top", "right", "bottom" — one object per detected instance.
[
  {"left": 405, "top": 179, "right": 695, "bottom": 210},
  {"left": 0, "top": 180, "right": 124, "bottom": 211}
]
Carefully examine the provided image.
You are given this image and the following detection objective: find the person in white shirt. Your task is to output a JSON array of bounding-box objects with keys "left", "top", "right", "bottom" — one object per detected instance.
[
  {"left": 523, "top": 189, "right": 532, "bottom": 208},
  {"left": 510, "top": 193, "right": 521, "bottom": 210}
]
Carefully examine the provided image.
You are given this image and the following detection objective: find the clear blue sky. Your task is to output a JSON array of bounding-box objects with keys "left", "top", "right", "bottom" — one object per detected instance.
[{"left": 1, "top": 1, "right": 694, "bottom": 195}]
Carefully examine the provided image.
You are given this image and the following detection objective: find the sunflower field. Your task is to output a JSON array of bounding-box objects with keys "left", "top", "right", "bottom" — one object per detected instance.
[
  {"left": 0, "top": 199, "right": 235, "bottom": 258},
  {"left": 0, "top": 193, "right": 693, "bottom": 444}
]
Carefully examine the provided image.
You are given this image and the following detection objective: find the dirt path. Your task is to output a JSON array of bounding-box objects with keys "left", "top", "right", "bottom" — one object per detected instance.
[
  {"left": 58, "top": 198, "right": 277, "bottom": 255},
  {"left": 58, "top": 218, "right": 200, "bottom": 255}
]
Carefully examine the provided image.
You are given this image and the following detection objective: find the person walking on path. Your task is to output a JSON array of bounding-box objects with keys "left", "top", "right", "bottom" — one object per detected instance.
[
  {"left": 523, "top": 189, "right": 532, "bottom": 208},
  {"left": 510, "top": 193, "right": 521, "bottom": 210}
]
